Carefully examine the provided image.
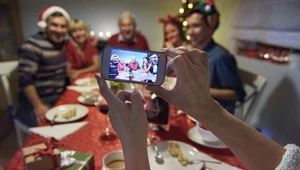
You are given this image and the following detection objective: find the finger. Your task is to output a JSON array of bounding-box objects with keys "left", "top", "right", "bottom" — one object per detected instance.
[
  {"left": 177, "top": 46, "right": 191, "bottom": 51},
  {"left": 166, "top": 56, "right": 189, "bottom": 82},
  {"left": 116, "top": 91, "right": 132, "bottom": 102},
  {"left": 116, "top": 90, "right": 146, "bottom": 105},
  {"left": 179, "top": 48, "right": 208, "bottom": 67},
  {"left": 175, "top": 47, "right": 199, "bottom": 69},
  {"left": 95, "top": 74, "right": 118, "bottom": 104},
  {"left": 130, "top": 91, "right": 145, "bottom": 112},
  {"left": 163, "top": 48, "right": 185, "bottom": 59},
  {"left": 145, "top": 86, "right": 171, "bottom": 102}
]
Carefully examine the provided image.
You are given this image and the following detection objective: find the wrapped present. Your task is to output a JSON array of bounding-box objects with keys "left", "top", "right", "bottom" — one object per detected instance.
[
  {"left": 22, "top": 138, "right": 62, "bottom": 170},
  {"left": 59, "top": 149, "right": 94, "bottom": 170}
]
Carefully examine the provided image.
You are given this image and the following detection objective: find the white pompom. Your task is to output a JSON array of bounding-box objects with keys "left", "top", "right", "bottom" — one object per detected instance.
[
  {"left": 205, "top": 5, "right": 211, "bottom": 12},
  {"left": 37, "top": 21, "right": 47, "bottom": 30}
]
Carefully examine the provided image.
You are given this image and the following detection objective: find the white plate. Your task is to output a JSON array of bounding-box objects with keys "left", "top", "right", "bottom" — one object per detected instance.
[
  {"left": 77, "top": 95, "right": 102, "bottom": 106},
  {"left": 188, "top": 127, "right": 228, "bottom": 149},
  {"left": 75, "top": 77, "right": 98, "bottom": 86},
  {"left": 45, "top": 104, "right": 88, "bottom": 123},
  {"left": 148, "top": 140, "right": 204, "bottom": 170}
]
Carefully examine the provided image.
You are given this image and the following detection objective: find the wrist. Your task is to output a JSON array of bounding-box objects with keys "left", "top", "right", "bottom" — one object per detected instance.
[
  {"left": 122, "top": 142, "right": 150, "bottom": 170},
  {"left": 191, "top": 100, "right": 223, "bottom": 123},
  {"left": 32, "top": 100, "right": 43, "bottom": 108}
]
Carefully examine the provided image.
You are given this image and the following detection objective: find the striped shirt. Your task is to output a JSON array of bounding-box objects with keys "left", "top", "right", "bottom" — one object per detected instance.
[{"left": 18, "top": 32, "right": 67, "bottom": 98}]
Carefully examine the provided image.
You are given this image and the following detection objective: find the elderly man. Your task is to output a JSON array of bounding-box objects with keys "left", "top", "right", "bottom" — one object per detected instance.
[
  {"left": 128, "top": 56, "right": 140, "bottom": 71},
  {"left": 17, "top": 6, "right": 70, "bottom": 127},
  {"left": 108, "top": 11, "right": 149, "bottom": 50}
]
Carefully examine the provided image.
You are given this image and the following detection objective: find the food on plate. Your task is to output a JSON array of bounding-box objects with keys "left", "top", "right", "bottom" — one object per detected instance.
[
  {"left": 89, "top": 78, "right": 97, "bottom": 85},
  {"left": 62, "top": 108, "right": 77, "bottom": 119},
  {"left": 82, "top": 91, "right": 99, "bottom": 104},
  {"left": 168, "top": 141, "right": 189, "bottom": 166}
]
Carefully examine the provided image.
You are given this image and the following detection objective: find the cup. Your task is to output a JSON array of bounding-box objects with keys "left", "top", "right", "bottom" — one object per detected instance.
[{"left": 102, "top": 151, "right": 125, "bottom": 170}]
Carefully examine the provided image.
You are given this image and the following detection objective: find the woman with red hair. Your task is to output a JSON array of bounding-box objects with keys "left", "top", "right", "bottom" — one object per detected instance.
[{"left": 159, "top": 15, "right": 188, "bottom": 48}]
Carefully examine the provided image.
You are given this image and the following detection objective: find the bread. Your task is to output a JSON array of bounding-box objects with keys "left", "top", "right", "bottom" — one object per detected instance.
[
  {"left": 168, "top": 141, "right": 189, "bottom": 166},
  {"left": 62, "top": 108, "right": 77, "bottom": 119}
]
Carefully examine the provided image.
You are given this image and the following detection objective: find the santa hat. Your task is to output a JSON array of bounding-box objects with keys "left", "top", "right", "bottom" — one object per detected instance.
[
  {"left": 194, "top": 0, "right": 219, "bottom": 29},
  {"left": 37, "top": 5, "right": 70, "bottom": 30},
  {"left": 195, "top": 0, "right": 218, "bottom": 16}
]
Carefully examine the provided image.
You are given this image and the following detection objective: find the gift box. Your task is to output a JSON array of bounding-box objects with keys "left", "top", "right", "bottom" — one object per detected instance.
[
  {"left": 59, "top": 149, "right": 94, "bottom": 170},
  {"left": 22, "top": 138, "right": 61, "bottom": 170}
]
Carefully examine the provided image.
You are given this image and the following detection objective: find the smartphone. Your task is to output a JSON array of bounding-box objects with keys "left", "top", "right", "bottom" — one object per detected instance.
[{"left": 101, "top": 45, "right": 167, "bottom": 85}]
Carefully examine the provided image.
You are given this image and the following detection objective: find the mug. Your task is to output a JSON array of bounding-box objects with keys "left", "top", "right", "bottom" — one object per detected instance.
[{"left": 102, "top": 151, "right": 125, "bottom": 170}]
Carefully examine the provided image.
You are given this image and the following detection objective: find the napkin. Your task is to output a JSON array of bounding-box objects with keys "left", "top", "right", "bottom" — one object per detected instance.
[
  {"left": 67, "top": 85, "right": 98, "bottom": 93},
  {"left": 29, "top": 121, "right": 89, "bottom": 140}
]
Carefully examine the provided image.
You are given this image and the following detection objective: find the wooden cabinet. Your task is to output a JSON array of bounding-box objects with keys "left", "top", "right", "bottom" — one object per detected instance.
[{"left": 0, "top": 0, "right": 23, "bottom": 61}]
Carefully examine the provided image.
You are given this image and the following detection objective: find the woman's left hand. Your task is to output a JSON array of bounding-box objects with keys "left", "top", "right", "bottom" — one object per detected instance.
[{"left": 95, "top": 74, "right": 148, "bottom": 150}]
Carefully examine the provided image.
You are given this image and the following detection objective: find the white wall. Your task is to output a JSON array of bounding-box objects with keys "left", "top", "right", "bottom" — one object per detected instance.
[
  {"left": 237, "top": 57, "right": 300, "bottom": 146},
  {"left": 213, "top": 0, "right": 238, "bottom": 53},
  {"left": 18, "top": 0, "right": 180, "bottom": 51}
]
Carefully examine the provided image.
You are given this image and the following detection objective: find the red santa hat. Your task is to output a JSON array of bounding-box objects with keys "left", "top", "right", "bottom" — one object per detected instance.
[{"left": 37, "top": 5, "right": 70, "bottom": 30}]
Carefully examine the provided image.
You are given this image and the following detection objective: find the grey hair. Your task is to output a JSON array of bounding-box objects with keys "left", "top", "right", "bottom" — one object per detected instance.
[{"left": 118, "top": 11, "right": 136, "bottom": 25}]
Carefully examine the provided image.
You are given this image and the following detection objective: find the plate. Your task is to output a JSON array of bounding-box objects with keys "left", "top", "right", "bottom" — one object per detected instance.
[
  {"left": 188, "top": 127, "right": 228, "bottom": 149},
  {"left": 77, "top": 95, "right": 102, "bottom": 105},
  {"left": 148, "top": 140, "right": 204, "bottom": 170},
  {"left": 45, "top": 104, "right": 88, "bottom": 123},
  {"left": 75, "top": 77, "right": 98, "bottom": 86}
]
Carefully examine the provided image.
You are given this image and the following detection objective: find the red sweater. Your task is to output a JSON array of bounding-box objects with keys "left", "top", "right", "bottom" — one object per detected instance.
[
  {"left": 108, "top": 33, "right": 149, "bottom": 50},
  {"left": 66, "top": 41, "right": 99, "bottom": 69}
]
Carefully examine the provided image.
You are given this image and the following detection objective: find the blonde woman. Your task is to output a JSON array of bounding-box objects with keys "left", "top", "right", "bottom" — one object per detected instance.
[{"left": 66, "top": 19, "right": 100, "bottom": 80}]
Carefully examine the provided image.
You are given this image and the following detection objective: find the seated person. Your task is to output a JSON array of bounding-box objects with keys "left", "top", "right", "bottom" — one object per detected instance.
[
  {"left": 142, "top": 56, "right": 152, "bottom": 73},
  {"left": 66, "top": 19, "right": 100, "bottom": 80},
  {"left": 128, "top": 56, "right": 140, "bottom": 71},
  {"left": 118, "top": 59, "right": 126, "bottom": 71},
  {"left": 17, "top": 6, "right": 70, "bottom": 127},
  {"left": 159, "top": 15, "right": 188, "bottom": 48},
  {"left": 108, "top": 11, "right": 149, "bottom": 50},
  {"left": 185, "top": 1, "right": 245, "bottom": 114},
  {"left": 149, "top": 54, "right": 159, "bottom": 74},
  {"left": 109, "top": 54, "right": 119, "bottom": 78}
]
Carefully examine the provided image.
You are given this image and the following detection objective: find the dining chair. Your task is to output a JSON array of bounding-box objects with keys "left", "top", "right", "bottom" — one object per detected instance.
[
  {"left": 0, "top": 61, "right": 31, "bottom": 147},
  {"left": 235, "top": 69, "right": 267, "bottom": 124}
]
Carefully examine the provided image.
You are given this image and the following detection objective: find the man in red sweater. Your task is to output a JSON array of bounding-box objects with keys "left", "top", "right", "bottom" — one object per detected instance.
[{"left": 108, "top": 11, "right": 149, "bottom": 50}]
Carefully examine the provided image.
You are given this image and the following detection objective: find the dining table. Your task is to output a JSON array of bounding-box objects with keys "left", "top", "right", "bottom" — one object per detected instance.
[{"left": 5, "top": 72, "right": 246, "bottom": 170}]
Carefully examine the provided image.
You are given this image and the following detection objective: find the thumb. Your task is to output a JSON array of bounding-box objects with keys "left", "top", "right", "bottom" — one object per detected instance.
[
  {"left": 145, "top": 86, "right": 170, "bottom": 102},
  {"left": 130, "top": 91, "right": 144, "bottom": 112}
]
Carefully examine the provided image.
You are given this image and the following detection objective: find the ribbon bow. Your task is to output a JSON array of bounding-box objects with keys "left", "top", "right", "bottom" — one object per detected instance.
[
  {"left": 59, "top": 150, "right": 90, "bottom": 169},
  {"left": 24, "top": 137, "right": 63, "bottom": 168}
]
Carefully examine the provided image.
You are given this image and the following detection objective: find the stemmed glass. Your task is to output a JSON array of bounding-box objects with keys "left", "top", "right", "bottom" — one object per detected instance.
[{"left": 94, "top": 102, "right": 117, "bottom": 142}]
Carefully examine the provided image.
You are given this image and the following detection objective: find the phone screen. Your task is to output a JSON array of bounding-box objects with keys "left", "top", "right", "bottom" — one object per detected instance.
[{"left": 109, "top": 48, "right": 161, "bottom": 84}]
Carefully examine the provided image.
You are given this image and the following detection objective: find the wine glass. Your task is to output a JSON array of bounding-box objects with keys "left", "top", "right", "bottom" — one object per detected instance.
[{"left": 94, "top": 102, "right": 117, "bottom": 142}]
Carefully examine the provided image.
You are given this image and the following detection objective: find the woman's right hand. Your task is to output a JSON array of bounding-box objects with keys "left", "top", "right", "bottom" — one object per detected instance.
[
  {"left": 164, "top": 41, "right": 174, "bottom": 48},
  {"left": 146, "top": 47, "right": 218, "bottom": 119}
]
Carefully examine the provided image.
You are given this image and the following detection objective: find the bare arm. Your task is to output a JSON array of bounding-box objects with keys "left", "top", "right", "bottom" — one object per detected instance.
[
  {"left": 210, "top": 88, "right": 239, "bottom": 101},
  {"left": 194, "top": 101, "right": 285, "bottom": 170},
  {"left": 145, "top": 64, "right": 152, "bottom": 72}
]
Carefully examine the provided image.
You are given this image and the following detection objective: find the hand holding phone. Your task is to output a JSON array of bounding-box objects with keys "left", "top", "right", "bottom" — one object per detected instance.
[{"left": 101, "top": 46, "right": 167, "bottom": 86}]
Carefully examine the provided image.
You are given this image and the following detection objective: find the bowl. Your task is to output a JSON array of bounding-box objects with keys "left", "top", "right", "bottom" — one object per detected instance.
[{"left": 196, "top": 123, "right": 220, "bottom": 143}]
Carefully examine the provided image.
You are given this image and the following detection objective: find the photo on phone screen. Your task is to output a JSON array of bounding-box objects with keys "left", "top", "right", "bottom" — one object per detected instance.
[{"left": 101, "top": 46, "right": 166, "bottom": 85}]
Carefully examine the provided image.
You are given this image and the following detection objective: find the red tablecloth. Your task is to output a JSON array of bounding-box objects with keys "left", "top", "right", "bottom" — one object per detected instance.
[{"left": 5, "top": 73, "right": 246, "bottom": 170}]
